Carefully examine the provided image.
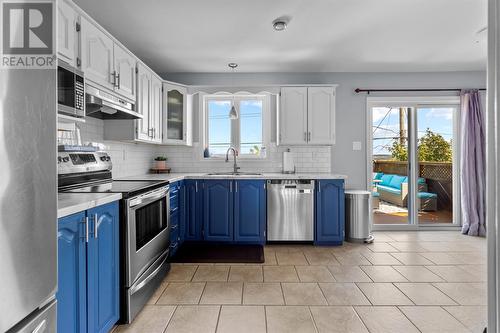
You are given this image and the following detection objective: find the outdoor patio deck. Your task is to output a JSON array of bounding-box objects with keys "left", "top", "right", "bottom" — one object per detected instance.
[{"left": 374, "top": 200, "right": 453, "bottom": 224}]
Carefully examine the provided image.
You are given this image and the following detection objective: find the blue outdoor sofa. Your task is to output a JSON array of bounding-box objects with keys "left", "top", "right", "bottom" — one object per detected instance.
[{"left": 373, "top": 172, "right": 437, "bottom": 211}]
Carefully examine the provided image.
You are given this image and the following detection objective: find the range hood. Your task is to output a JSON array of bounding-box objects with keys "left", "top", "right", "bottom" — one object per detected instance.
[{"left": 86, "top": 85, "right": 142, "bottom": 120}]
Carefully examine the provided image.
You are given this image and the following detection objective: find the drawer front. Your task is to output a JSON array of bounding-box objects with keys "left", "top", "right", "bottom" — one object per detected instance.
[
  {"left": 170, "top": 181, "right": 181, "bottom": 196},
  {"left": 170, "top": 210, "right": 179, "bottom": 228},
  {"left": 169, "top": 240, "right": 179, "bottom": 257},
  {"left": 170, "top": 223, "right": 179, "bottom": 242},
  {"left": 170, "top": 192, "right": 179, "bottom": 211}
]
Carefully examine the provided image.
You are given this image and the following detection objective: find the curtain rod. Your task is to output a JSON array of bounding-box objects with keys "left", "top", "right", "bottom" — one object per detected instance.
[{"left": 355, "top": 88, "right": 487, "bottom": 94}]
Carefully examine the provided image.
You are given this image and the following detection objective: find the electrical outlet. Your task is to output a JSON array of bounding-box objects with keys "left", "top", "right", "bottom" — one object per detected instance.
[{"left": 352, "top": 141, "right": 362, "bottom": 151}]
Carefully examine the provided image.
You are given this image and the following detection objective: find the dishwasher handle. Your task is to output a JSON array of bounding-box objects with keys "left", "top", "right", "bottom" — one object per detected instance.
[
  {"left": 279, "top": 186, "right": 313, "bottom": 194},
  {"left": 267, "top": 180, "right": 315, "bottom": 192}
]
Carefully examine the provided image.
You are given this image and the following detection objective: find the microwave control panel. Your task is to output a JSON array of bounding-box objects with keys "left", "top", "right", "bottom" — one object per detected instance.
[{"left": 75, "top": 75, "right": 84, "bottom": 112}]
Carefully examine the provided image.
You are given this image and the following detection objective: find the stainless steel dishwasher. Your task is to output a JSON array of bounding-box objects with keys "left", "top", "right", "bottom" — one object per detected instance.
[{"left": 267, "top": 179, "right": 315, "bottom": 241}]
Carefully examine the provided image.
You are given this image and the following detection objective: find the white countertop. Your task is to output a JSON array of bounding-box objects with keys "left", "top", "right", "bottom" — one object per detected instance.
[
  {"left": 57, "top": 173, "right": 345, "bottom": 218},
  {"left": 58, "top": 192, "right": 122, "bottom": 218},
  {"left": 117, "top": 173, "right": 347, "bottom": 182}
]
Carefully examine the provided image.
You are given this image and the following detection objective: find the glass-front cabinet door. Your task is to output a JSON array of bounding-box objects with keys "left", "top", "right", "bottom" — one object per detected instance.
[{"left": 163, "top": 83, "right": 191, "bottom": 145}]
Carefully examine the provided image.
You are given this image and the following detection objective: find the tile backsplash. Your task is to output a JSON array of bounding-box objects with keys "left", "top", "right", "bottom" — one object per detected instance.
[
  {"left": 78, "top": 118, "right": 158, "bottom": 178},
  {"left": 77, "top": 118, "right": 331, "bottom": 177},
  {"left": 156, "top": 144, "right": 331, "bottom": 174}
]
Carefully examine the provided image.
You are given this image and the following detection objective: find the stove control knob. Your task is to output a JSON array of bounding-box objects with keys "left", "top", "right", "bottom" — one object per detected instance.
[
  {"left": 57, "top": 156, "right": 63, "bottom": 163},
  {"left": 106, "top": 156, "right": 111, "bottom": 161},
  {"left": 62, "top": 157, "right": 70, "bottom": 163},
  {"left": 100, "top": 156, "right": 107, "bottom": 161}
]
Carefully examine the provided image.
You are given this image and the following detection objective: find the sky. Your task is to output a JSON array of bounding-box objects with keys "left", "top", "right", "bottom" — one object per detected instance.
[
  {"left": 207, "top": 99, "right": 263, "bottom": 156},
  {"left": 372, "top": 106, "right": 454, "bottom": 157}
]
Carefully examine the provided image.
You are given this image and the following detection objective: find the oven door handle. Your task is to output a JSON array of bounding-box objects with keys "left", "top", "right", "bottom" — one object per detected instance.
[
  {"left": 129, "top": 189, "right": 168, "bottom": 208},
  {"left": 129, "top": 252, "right": 169, "bottom": 295}
]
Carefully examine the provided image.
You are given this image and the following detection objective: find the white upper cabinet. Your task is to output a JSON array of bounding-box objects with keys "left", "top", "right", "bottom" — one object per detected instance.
[
  {"left": 80, "top": 16, "right": 114, "bottom": 91},
  {"left": 136, "top": 63, "right": 152, "bottom": 141},
  {"left": 113, "top": 44, "right": 136, "bottom": 101},
  {"left": 150, "top": 75, "right": 163, "bottom": 143},
  {"left": 279, "top": 87, "right": 308, "bottom": 145},
  {"left": 103, "top": 65, "right": 162, "bottom": 144},
  {"left": 163, "top": 83, "right": 192, "bottom": 146},
  {"left": 307, "top": 86, "right": 336, "bottom": 144},
  {"left": 279, "top": 86, "right": 336, "bottom": 145},
  {"left": 57, "top": 0, "right": 78, "bottom": 66}
]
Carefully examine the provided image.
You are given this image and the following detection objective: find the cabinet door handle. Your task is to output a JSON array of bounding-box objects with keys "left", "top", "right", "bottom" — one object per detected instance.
[
  {"left": 304, "top": 132, "right": 307, "bottom": 142},
  {"left": 94, "top": 213, "right": 98, "bottom": 239},
  {"left": 235, "top": 181, "right": 238, "bottom": 192},
  {"left": 116, "top": 73, "right": 121, "bottom": 89},
  {"left": 195, "top": 181, "right": 198, "bottom": 192},
  {"left": 85, "top": 216, "right": 89, "bottom": 243},
  {"left": 111, "top": 71, "right": 117, "bottom": 86},
  {"left": 308, "top": 131, "right": 311, "bottom": 141}
]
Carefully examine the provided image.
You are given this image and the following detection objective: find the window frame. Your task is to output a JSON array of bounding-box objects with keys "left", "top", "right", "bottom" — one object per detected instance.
[{"left": 202, "top": 92, "right": 270, "bottom": 159}]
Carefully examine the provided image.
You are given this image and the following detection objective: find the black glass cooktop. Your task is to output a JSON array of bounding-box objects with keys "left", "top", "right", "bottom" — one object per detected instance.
[{"left": 65, "top": 180, "right": 168, "bottom": 197}]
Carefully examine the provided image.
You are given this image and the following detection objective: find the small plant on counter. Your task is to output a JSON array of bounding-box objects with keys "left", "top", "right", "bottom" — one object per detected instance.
[{"left": 154, "top": 156, "right": 168, "bottom": 169}]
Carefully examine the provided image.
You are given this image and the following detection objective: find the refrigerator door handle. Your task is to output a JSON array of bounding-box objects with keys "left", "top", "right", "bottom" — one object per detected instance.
[
  {"left": 85, "top": 216, "right": 89, "bottom": 243},
  {"left": 94, "top": 213, "right": 98, "bottom": 239},
  {"left": 31, "top": 319, "right": 47, "bottom": 333}
]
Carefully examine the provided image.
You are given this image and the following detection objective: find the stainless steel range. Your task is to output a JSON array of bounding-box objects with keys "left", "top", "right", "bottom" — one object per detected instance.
[{"left": 58, "top": 147, "right": 170, "bottom": 323}]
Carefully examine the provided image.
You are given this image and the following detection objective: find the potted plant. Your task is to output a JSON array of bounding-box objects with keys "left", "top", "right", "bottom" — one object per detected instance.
[{"left": 154, "top": 156, "right": 168, "bottom": 169}]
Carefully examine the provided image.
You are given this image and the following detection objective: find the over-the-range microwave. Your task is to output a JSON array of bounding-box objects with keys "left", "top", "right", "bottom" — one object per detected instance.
[{"left": 57, "top": 60, "right": 85, "bottom": 118}]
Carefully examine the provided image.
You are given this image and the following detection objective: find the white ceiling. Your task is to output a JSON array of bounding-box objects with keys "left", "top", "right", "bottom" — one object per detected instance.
[{"left": 74, "top": 0, "right": 487, "bottom": 73}]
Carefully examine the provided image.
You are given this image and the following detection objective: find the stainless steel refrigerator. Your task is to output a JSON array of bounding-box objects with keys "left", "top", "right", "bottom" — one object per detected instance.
[{"left": 0, "top": 68, "right": 57, "bottom": 331}]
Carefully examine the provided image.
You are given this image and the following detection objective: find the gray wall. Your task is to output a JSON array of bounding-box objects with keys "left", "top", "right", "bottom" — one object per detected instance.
[{"left": 163, "top": 71, "right": 486, "bottom": 189}]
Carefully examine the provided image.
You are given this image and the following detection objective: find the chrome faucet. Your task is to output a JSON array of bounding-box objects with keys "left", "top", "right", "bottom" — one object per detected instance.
[{"left": 225, "top": 147, "right": 240, "bottom": 174}]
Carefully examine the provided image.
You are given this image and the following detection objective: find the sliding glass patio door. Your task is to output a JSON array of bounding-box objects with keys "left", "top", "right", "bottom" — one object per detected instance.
[
  {"left": 372, "top": 107, "right": 411, "bottom": 225},
  {"left": 368, "top": 97, "right": 460, "bottom": 228},
  {"left": 415, "top": 105, "right": 458, "bottom": 225}
]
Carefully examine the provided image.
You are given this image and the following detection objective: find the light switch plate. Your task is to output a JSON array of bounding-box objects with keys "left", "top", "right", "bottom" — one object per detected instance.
[{"left": 353, "top": 141, "right": 362, "bottom": 150}]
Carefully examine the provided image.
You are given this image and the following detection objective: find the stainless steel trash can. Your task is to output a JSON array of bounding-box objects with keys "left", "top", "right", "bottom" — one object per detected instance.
[{"left": 345, "top": 190, "right": 374, "bottom": 243}]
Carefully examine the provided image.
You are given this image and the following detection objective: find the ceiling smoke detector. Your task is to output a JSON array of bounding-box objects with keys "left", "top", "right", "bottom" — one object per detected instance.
[{"left": 272, "top": 18, "right": 288, "bottom": 31}]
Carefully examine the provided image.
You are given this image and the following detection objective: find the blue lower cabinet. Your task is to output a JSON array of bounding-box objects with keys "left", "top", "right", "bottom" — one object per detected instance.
[
  {"left": 203, "top": 179, "right": 233, "bottom": 241},
  {"left": 234, "top": 180, "right": 266, "bottom": 244},
  {"left": 178, "top": 181, "right": 185, "bottom": 244},
  {"left": 57, "top": 201, "right": 120, "bottom": 333},
  {"left": 87, "top": 202, "right": 120, "bottom": 333},
  {"left": 57, "top": 211, "right": 87, "bottom": 333},
  {"left": 169, "top": 211, "right": 180, "bottom": 257},
  {"left": 315, "top": 179, "right": 345, "bottom": 245},
  {"left": 184, "top": 180, "right": 203, "bottom": 241},
  {"left": 169, "top": 180, "right": 182, "bottom": 257}
]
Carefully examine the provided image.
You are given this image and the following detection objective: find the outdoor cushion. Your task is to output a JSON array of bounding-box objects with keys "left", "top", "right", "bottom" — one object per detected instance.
[
  {"left": 376, "top": 185, "right": 401, "bottom": 195},
  {"left": 372, "top": 191, "right": 380, "bottom": 197},
  {"left": 379, "top": 174, "right": 394, "bottom": 186},
  {"left": 373, "top": 172, "right": 384, "bottom": 180},
  {"left": 417, "top": 177, "right": 426, "bottom": 184},
  {"left": 417, "top": 192, "right": 437, "bottom": 199},
  {"left": 388, "top": 175, "right": 407, "bottom": 189}
]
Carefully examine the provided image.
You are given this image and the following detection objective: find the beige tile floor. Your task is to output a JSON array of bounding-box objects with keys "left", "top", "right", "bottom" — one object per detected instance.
[{"left": 114, "top": 231, "right": 487, "bottom": 333}]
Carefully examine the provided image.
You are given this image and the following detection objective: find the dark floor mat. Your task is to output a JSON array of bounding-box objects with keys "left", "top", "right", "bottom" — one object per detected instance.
[{"left": 171, "top": 242, "right": 264, "bottom": 263}]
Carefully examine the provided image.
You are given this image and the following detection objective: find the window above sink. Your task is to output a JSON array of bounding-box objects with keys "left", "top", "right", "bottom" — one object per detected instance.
[{"left": 202, "top": 93, "right": 272, "bottom": 160}]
